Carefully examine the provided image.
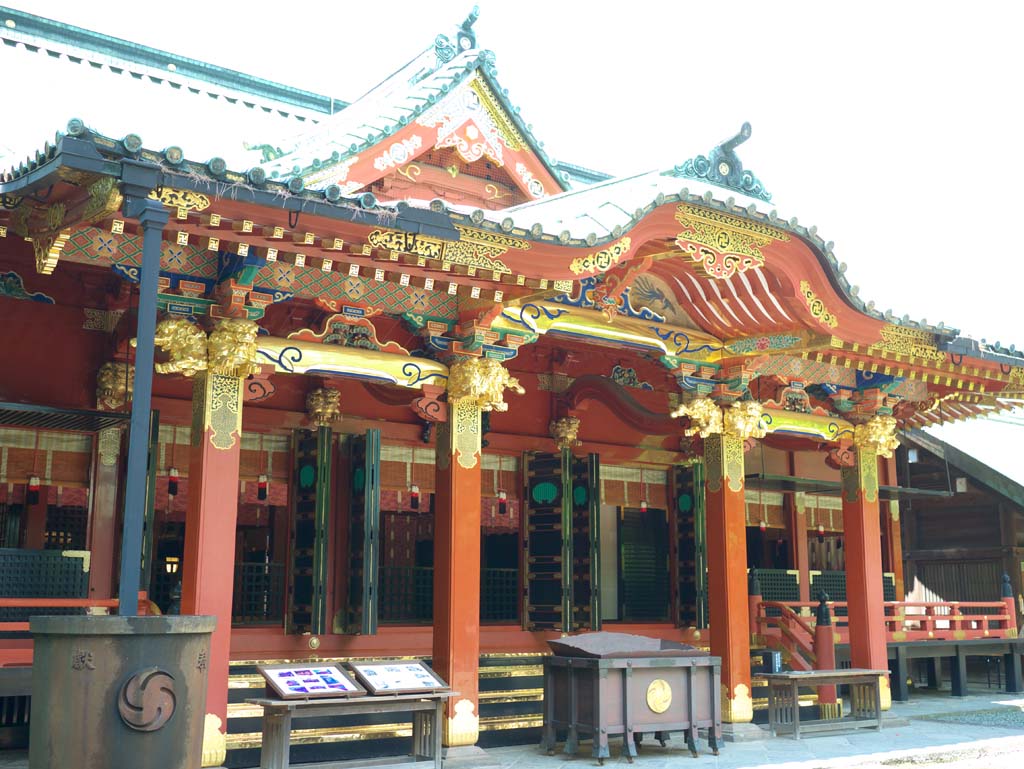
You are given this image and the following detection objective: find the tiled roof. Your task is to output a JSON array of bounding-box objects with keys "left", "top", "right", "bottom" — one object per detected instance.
[
  {"left": 0, "top": 7, "right": 342, "bottom": 121},
  {"left": 259, "top": 43, "right": 571, "bottom": 193}
]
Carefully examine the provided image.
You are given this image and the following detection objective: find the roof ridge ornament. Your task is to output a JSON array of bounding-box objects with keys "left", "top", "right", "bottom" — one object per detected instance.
[
  {"left": 434, "top": 6, "right": 480, "bottom": 66},
  {"left": 666, "top": 122, "right": 772, "bottom": 202}
]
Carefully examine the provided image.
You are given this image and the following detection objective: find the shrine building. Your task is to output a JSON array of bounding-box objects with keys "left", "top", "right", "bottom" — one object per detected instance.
[{"left": 1, "top": 7, "right": 1023, "bottom": 767}]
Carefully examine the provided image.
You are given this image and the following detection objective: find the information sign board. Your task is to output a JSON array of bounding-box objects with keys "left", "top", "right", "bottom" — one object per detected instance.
[
  {"left": 348, "top": 660, "right": 448, "bottom": 695},
  {"left": 258, "top": 663, "right": 366, "bottom": 699}
]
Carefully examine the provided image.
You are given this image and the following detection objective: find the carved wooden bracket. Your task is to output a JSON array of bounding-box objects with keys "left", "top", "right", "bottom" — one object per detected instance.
[{"left": 411, "top": 384, "right": 447, "bottom": 422}]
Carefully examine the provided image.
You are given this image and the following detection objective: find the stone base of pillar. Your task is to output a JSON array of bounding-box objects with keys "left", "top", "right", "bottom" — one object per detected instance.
[
  {"left": 442, "top": 745, "right": 500, "bottom": 767},
  {"left": 717, "top": 722, "right": 769, "bottom": 742}
]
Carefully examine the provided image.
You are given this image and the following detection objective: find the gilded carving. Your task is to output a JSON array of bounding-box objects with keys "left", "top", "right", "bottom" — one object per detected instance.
[
  {"left": 154, "top": 319, "right": 208, "bottom": 377},
  {"left": 97, "top": 427, "right": 122, "bottom": 467},
  {"left": 366, "top": 225, "right": 526, "bottom": 274},
  {"left": 148, "top": 188, "right": 211, "bottom": 212},
  {"left": 723, "top": 400, "right": 767, "bottom": 441},
  {"left": 83, "top": 176, "right": 124, "bottom": 222},
  {"left": 96, "top": 362, "right": 134, "bottom": 409},
  {"left": 722, "top": 432, "right": 746, "bottom": 493},
  {"left": 569, "top": 238, "right": 632, "bottom": 276},
  {"left": 32, "top": 229, "right": 72, "bottom": 274},
  {"left": 441, "top": 240, "right": 512, "bottom": 274},
  {"left": 671, "top": 396, "right": 723, "bottom": 438},
  {"left": 367, "top": 228, "right": 445, "bottom": 259},
  {"left": 444, "top": 697, "right": 479, "bottom": 747},
  {"left": 201, "top": 714, "right": 227, "bottom": 768},
  {"left": 468, "top": 78, "right": 525, "bottom": 151},
  {"left": 549, "top": 416, "right": 581, "bottom": 451},
  {"left": 798, "top": 281, "right": 839, "bottom": 329},
  {"left": 852, "top": 415, "right": 900, "bottom": 458},
  {"left": 452, "top": 399, "right": 482, "bottom": 470},
  {"left": 454, "top": 225, "right": 530, "bottom": 252},
  {"left": 206, "top": 373, "right": 243, "bottom": 451},
  {"left": 447, "top": 358, "right": 525, "bottom": 413},
  {"left": 721, "top": 683, "right": 753, "bottom": 723},
  {"left": 207, "top": 319, "right": 260, "bottom": 378},
  {"left": 842, "top": 447, "right": 879, "bottom": 504},
  {"left": 875, "top": 325, "right": 946, "bottom": 363},
  {"left": 675, "top": 205, "right": 787, "bottom": 280},
  {"left": 704, "top": 433, "right": 724, "bottom": 494},
  {"left": 306, "top": 387, "right": 341, "bottom": 428}
]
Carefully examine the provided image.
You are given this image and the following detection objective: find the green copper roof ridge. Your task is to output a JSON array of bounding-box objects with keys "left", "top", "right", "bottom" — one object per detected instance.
[{"left": 0, "top": 6, "right": 348, "bottom": 116}]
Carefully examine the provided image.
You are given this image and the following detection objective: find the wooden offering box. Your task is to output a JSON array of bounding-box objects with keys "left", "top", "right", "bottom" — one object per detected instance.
[{"left": 540, "top": 632, "right": 722, "bottom": 764}]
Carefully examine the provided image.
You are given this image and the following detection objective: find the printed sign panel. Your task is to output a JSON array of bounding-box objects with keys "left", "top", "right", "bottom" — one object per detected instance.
[
  {"left": 348, "top": 660, "right": 448, "bottom": 695},
  {"left": 258, "top": 663, "right": 366, "bottom": 700}
]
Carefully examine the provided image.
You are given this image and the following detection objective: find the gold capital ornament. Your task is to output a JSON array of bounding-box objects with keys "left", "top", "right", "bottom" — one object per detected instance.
[
  {"left": 843, "top": 415, "right": 899, "bottom": 504},
  {"left": 549, "top": 416, "right": 581, "bottom": 451},
  {"left": 852, "top": 415, "right": 899, "bottom": 458},
  {"left": 671, "top": 396, "right": 723, "bottom": 437},
  {"left": 177, "top": 318, "right": 261, "bottom": 452},
  {"left": 96, "top": 361, "right": 134, "bottom": 410},
  {"left": 306, "top": 387, "right": 341, "bottom": 428},
  {"left": 447, "top": 357, "right": 525, "bottom": 412},
  {"left": 676, "top": 399, "right": 765, "bottom": 494},
  {"left": 444, "top": 358, "right": 524, "bottom": 470},
  {"left": 153, "top": 318, "right": 209, "bottom": 377},
  {"left": 206, "top": 318, "right": 261, "bottom": 378}
]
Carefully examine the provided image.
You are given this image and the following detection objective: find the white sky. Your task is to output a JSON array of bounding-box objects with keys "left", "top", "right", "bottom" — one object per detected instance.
[{"left": 3, "top": 0, "right": 1022, "bottom": 478}]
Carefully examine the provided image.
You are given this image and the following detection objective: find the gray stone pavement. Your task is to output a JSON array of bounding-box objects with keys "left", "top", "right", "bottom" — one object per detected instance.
[
  {"left": 489, "top": 690, "right": 1024, "bottom": 769},
  {"left": 1, "top": 690, "right": 1022, "bottom": 768}
]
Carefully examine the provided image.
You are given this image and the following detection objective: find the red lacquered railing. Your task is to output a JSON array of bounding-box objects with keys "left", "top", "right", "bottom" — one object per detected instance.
[{"left": 755, "top": 596, "right": 1017, "bottom": 662}]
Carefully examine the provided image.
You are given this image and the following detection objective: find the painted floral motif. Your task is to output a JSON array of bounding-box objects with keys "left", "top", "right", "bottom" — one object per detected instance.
[
  {"left": 373, "top": 136, "right": 424, "bottom": 172},
  {"left": 418, "top": 83, "right": 507, "bottom": 166},
  {"left": 514, "top": 162, "right": 545, "bottom": 198},
  {"left": 0, "top": 271, "right": 54, "bottom": 303},
  {"left": 610, "top": 365, "right": 653, "bottom": 391}
]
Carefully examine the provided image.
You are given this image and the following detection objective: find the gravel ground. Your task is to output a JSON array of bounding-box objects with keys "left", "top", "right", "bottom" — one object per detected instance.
[{"left": 912, "top": 706, "right": 1024, "bottom": 729}]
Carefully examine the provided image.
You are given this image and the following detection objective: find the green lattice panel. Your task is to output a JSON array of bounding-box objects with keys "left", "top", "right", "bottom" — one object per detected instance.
[
  {"left": 754, "top": 569, "right": 800, "bottom": 601},
  {"left": 883, "top": 574, "right": 896, "bottom": 602},
  {"left": 810, "top": 571, "right": 846, "bottom": 601}
]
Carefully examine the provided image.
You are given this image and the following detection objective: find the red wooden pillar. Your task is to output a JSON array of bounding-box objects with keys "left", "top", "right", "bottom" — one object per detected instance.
[
  {"left": 88, "top": 427, "right": 123, "bottom": 598},
  {"left": 433, "top": 396, "right": 483, "bottom": 747},
  {"left": 788, "top": 492, "right": 811, "bottom": 603},
  {"left": 704, "top": 430, "right": 753, "bottom": 723},
  {"left": 841, "top": 442, "right": 891, "bottom": 710},
  {"left": 180, "top": 368, "right": 246, "bottom": 763}
]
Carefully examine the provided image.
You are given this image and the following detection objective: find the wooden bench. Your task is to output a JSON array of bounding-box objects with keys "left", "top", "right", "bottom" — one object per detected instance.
[
  {"left": 246, "top": 691, "right": 456, "bottom": 769},
  {"left": 765, "top": 669, "right": 886, "bottom": 739}
]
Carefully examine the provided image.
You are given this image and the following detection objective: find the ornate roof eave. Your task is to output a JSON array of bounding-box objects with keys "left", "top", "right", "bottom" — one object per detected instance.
[
  {"left": 0, "top": 125, "right": 458, "bottom": 241},
  {"left": 257, "top": 50, "right": 571, "bottom": 195},
  {"left": 442, "top": 181, "right": 947, "bottom": 329}
]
